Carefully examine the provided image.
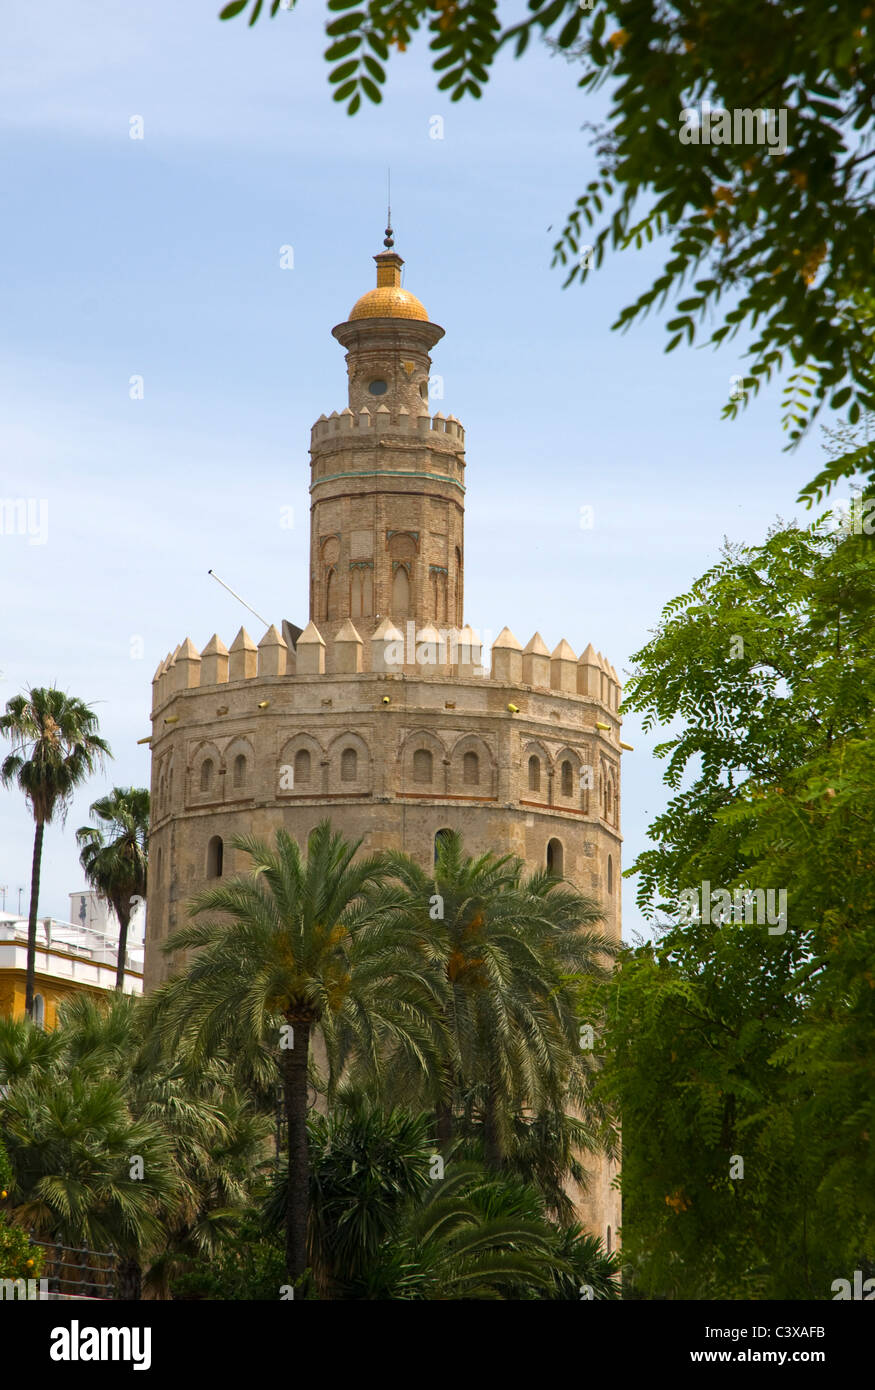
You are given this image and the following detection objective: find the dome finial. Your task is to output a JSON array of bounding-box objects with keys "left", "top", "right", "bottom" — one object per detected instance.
[{"left": 384, "top": 168, "right": 394, "bottom": 249}]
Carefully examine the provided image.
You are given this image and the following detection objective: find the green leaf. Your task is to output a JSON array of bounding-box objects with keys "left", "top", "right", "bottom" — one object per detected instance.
[
  {"left": 557, "top": 13, "right": 582, "bottom": 48},
  {"left": 326, "top": 13, "right": 364, "bottom": 37},
  {"left": 362, "top": 55, "right": 386, "bottom": 83},
  {"left": 219, "top": 0, "right": 248, "bottom": 17},
  {"left": 333, "top": 79, "right": 358, "bottom": 101},
  {"left": 329, "top": 60, "right": 359, "bottom": 83},
  {"left": 326, "top": 35, "right": 362, "bottom": 59}
]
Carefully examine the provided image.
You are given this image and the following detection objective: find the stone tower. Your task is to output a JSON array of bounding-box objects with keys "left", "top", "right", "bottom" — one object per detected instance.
[
  {"left": 145, "top": 235, "right": 623, "bottom": 1247},
  {"left": 310, "top": 236, "right": 465, "bottom": 650}
]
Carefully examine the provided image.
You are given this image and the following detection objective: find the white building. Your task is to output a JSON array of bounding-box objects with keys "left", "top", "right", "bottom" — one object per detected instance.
[
  {"left": 0, "top": 905, "right": 143, "bottom": 1027},
  {"left": 68, "top": 889, "right": 146, "bottom": 948}
]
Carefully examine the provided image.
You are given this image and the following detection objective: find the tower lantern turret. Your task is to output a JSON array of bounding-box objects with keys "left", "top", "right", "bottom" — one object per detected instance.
[
  {"left": 333, "top": 246, "right": 444, "bottom": 415},
  {"left": 309, "top": 235, "right": 466, "bottom": 659}
]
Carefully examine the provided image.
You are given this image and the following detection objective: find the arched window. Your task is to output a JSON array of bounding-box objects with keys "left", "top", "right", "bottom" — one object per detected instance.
[
  {"left": 606, "top": 779, "right": 613, "bottom": 820},
  {"left": 431, "top": 570, "right": 447, "bottom": 624},
  {"left": 341, "top": 748, "right": 357, "bottom": 783},
  {"left": 528, "top": 755, "right": 541, "bottom": 792},
  {"left": 435, "top": 827, "right": 453, "bottom": 864},
  {"left": 233, "top": 754, "right": 246, "bottom": 788},
  {"left": 350, "top": 569, "right": 363, "bottom": 620},
  {"left": 561, "top": 760, "right": 573, "bottom": 797},
  {"left": 294, "top": 749, "right": 311, "bottom": 786},
  {"left": 155, "top": 847, "right": 162, "bottom": 884},
  {"left": 33, "top": 994, "right": 45, "bottom": 1030},
  {"left": 413, "top": 748, "right": 433, "bottom": 784},
  {"left": 206, "top": 836, "right": 223, "bottom": 879},
  {"left": 392, "top": 563, "right": 410, "bottom": 618},
  {"left": 463, "top": 751, "right": 479, "bottom": 786},
  {"left": 350, "top": 568, "right": 373, "bottom": 620},
  {"left": 606, "top": 1225, "right": 612, "bottom": 1255},
  {"left": 608, "top": 854, "right": 614, "bottom": 894},
  {"left": 200, "top": 758, "right": 214, "bottom": 792},
  {"left": 326, "top": 567, "right": 338, "bottom": 620},
  {"left": 546, "top": 838, "right": 563, "bottom": 878}
]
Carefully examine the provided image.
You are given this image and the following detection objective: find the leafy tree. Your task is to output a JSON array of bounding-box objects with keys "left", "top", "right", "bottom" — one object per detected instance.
[
  {"left": 76, "top": 787, "right": 150, "bottom": 991},
  {"left": 0, "top": 687, "right": 110, "bottom": 1017},
  {"left": 603, "top": 511, "right": 875, "bottom": 1297},
  {"left": 219, "top": 0, "right": 875, "bottom": 499},
  {"left": 150, "top": 821, "right": 439, "bottom": 1285},
  {"left": 168, "top": 1218, "right": 287, "bottom": 1300},
  {"left": 0, "top": 1138, "right": 44, "bottom": 1286}
]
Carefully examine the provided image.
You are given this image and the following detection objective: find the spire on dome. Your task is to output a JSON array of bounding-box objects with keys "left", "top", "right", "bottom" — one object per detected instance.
[{"left": 384, "top": 172, "right": 394, "bottom": 249}]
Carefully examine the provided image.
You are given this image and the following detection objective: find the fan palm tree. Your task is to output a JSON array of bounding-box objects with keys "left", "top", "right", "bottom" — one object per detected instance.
[
  {"left": 0, "top": 992, "right": 271, "bottom": 1299},
  {"left": 54, "top": 991, "right": 272, "bottom": 1299},
  {"left": 1, "top": 1068, "right": 175, "bottom": 1277},
  {"left": 343, "top": 1162, "right": 560, "bottom": 1300},
  {"left": 150, "top": 821, "right": 441, "bottom": 1284},
  {"left": 380, "top": 831, "right": 614, "bottom": 1174},
  {"left": 76, "top": 787, "right": 149, "bottom": 989},
  {"left": 0, "top": 687, "right": 110, "bottom": 1017}
]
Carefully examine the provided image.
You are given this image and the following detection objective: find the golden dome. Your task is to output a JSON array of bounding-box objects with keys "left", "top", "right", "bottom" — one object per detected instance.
[
  {"left": 349, "top": 285, "right": 429, "bottom": 321},
  {"left": 347, "top": 247, "right": 429, "bottom": 322}
]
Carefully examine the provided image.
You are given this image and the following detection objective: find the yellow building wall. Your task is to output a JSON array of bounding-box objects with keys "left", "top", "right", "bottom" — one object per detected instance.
[{"left": 0, "top": 969, "right": 108, "bottom": 1030}]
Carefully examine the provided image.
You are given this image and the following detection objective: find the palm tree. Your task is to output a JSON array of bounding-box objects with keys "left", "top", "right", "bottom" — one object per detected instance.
[
  {"left": 304, "top": 1090, "right": 434, "bottom": 1297},
  {"left": 56, "top": 991, "right": 273, "bottom": 1299},
  {"left": 2, "top": 1068, "right": 174, "bottom": 1281},
  {"left": 0, "top": 993, "right": 271, "bottom": 1300},
  {"left": 390, "top": 1164, "right": 561, "bottom": 1300},
  {"left": 380, "top": 831, "right": 613, "bottom": 1176},
  {"left": 76, "top": 787, "right": 149, "bottom": 990},
  {"left": 150, "top": 821, "right": 440, "bottom": 1284},
  {"left": 0, "top": 687, "right": 110, "bottom": 1017},
  {"left": 265, "top": 1094, "right": 563, "bottom": 1300}
]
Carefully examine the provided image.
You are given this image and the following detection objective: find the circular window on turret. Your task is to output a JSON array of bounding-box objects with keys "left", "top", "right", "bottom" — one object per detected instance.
[{"left": 368, "top": 379, "right": 388, "bottom": 395}]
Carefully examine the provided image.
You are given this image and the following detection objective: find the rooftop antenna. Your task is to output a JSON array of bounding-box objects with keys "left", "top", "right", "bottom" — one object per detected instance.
[{"left": 207, "top": 570, "right": 269, "bottom": 628}]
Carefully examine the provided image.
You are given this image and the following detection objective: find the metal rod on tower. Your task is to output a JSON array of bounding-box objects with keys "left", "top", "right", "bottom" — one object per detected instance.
[{"left": 207, "top": 570, "right": 269, "bottom": 628}]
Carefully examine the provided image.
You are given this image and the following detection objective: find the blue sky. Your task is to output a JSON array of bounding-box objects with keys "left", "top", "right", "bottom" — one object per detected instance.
[{"left": 0, "top": 1, "right": 827, "bottom": 934}]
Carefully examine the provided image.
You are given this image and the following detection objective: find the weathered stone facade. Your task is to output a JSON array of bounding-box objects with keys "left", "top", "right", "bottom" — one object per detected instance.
[{"left": 145, "top": 240, "right": 623, "bottom": 1248}]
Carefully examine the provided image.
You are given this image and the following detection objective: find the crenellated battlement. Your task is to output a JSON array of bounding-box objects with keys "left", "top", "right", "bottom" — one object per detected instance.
[
  {"left": 310, "top": 407, "right": 465, "bottom": 448},
  {"left": 151, "top": 621, "right": 622, "bottom": 716}
]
